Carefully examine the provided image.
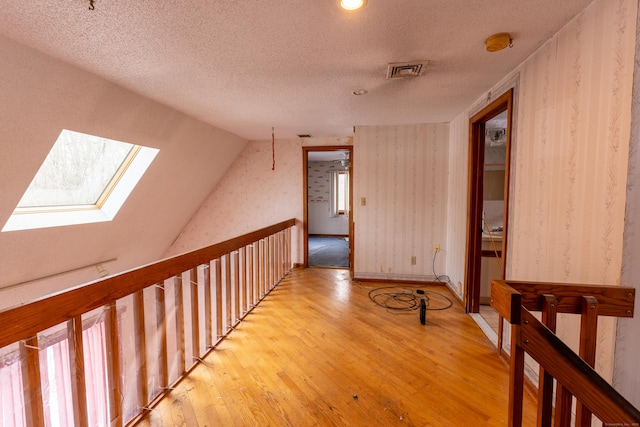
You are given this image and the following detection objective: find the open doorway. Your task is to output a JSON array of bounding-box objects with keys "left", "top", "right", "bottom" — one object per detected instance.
[
  {"left": 303, "top": 146, "right": 353, "bottom": 272},
  {"left": 465, "top": 89, "right": 513, "bottom": 329}
]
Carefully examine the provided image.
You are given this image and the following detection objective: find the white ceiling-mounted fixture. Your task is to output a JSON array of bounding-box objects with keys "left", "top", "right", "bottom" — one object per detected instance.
[
  {"left": 339, "top": 0, "right": 366, "bottom": 11},
  {"left": 485, "top": 128, "right": 507, "bottom": 146},
  {"left": 386, "top": 61, "right": 429, "bottom": 79},
  {"left": 335, "top": 152, "right": 350, "bottom": 168}
]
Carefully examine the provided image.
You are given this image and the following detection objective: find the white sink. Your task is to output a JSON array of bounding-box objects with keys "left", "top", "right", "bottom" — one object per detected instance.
[{"left": 482, "top": 231, "right": 503, "bottom": 241}]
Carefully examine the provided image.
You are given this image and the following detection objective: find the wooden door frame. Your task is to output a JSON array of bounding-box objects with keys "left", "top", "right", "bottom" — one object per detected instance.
[
  {"left": 465, "top": 89, "right": 513, "bottom": 313},
  {"left": 302, "top": 146, "right": 354, "bottom": 274}
]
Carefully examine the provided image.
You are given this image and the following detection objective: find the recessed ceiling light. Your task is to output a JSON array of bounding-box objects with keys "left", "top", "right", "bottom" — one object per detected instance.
[
  {"left": 340, "top": 0, "right": 367, "bottom": 11},
  {"left": 352, "top": 89, "right": 368, "bottom": 95}
]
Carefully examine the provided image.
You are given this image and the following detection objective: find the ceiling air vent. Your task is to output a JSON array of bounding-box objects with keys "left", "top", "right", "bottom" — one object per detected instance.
[{"left": 386, "top": 61, "right": 429, "bottom": 79}]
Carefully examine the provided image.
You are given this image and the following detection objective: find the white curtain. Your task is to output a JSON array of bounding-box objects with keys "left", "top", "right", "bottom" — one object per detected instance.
[
  {"left": 0, "top": 351, "right": 26, "bottom": 427},
  {"left": 0, "top": 320, "right": 108, "bottom": 427},
  {"left": 329, "top": 171, "right": 339, "bottom": 218}
]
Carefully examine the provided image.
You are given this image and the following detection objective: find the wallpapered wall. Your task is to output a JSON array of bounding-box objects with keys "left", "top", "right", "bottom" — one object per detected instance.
[
  {"left": 353, "top": 124, "right": 450, "bottom": 281},
  {"left": 615, "top": 0, "right": 640, "bottom": 408},
  {"left": 165, "top": 137, "right": 353, "bottom": 262},
  {"left": 447, "top": 0, "right": 637, "bottom": 387}
]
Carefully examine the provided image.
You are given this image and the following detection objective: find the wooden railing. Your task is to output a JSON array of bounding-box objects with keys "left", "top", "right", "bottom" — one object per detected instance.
[
  {"left": 0, "top": 219, "right": 296, "bottom": 427},
  {"left": 491, "top": 279, "right": 640, "bottom": 427}
]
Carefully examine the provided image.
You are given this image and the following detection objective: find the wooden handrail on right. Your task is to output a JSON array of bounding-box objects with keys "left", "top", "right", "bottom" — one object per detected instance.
[{"left": 491, "top": 279, "right": 640, "bottom": 427}]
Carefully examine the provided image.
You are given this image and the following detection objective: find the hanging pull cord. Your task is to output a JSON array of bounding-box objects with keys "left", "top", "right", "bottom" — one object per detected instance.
[
  {"left": 271, "top": 127, "right": 275, "bottom": 171},
  {"left": 89, "top": 0, "right": 95, "bottom": 10}
]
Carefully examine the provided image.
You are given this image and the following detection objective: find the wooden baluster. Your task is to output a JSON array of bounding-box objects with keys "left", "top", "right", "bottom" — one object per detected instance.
[
  {"left": 508, "top": 321, "right": 525, "bottom": 427},
  {"left": 284, "top": 230, "right": 289, "bottom": 273},
  {"left": 276, "top": 232, "right": 282, "bottom": 281},
  {"left": 20, "top": 336, "right": 45, "bottom": 427},
  {"left": 174, "top": 275, "right": 185, "bottom": 375},
  {"left": 280, "top": 230, "right": 285, "bottom": 276},
  {"left": 537, "top": 295, "right": 557, "bottom": 427},
  {"left": 240, "top": 247, "right": 247, "bottom": 317},
  {"left": 203, "top": 264, "right": 212, "bottom": 350},
  {"left": 214, "top": 259, "right": 223, "bottom": 341},
  {"left": 263, "top": 238, "right": 268, "bottom": 296},
  {"left": 224, "top": 254, "right": 232, "bottom": 332},
  {"left": 551, "top": 295, "right": 572, "bottom": 427},
  {"left": 155, "top": 283, "right": 168, "bottom": 390},
  {"left": 67, "top": 316, "right": 88, "bottom": 427},
  {"left": 190, "top": 267, "right": 200, "bottom": 365},
  {"left": 270, "top": 235, "right": 276, "bottom": 289},
  {"left": 259, "top": 239, "right": 266, "bottom": 299},
  {"left": 133, "top": 291, "right": 148, "bottom": 408},
  {"left": 554, "top": 386, "right": 573, "bottom": 427},
  {"left": 104, "top": 303, "right": 122, "bottom": 427},
  {"left": 497, "top": 315, "right": 504, "bottom": 357},
  {"left": 247, "top": 245, "right": 254, "bottom": 309},
  {"left": 233, "top": 251, "right": 240, "bottom": 325},
  {"left": 576, "top": 296, "right": 599, "bottom": 427}
]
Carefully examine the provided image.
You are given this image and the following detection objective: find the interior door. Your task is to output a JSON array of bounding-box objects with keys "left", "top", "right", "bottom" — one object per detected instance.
[
  {"left": 465, "top": 89, "right": 513, "bottom": 313},
  {"left": 303, "top": 146, "right": 354, "bottom": 272}
]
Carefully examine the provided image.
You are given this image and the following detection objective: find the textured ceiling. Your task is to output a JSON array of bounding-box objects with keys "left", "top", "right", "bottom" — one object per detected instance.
[{"left": 0, "top": 0, "right": 593, "bottom": 140}]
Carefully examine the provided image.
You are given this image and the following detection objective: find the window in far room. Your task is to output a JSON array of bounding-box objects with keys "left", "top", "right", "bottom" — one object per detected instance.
[
  {"left": 2, "top": 129, "right": 158, "bottom": 232},
  {"left": 332, "top": 170, "right": 349, "bottom": 216}
]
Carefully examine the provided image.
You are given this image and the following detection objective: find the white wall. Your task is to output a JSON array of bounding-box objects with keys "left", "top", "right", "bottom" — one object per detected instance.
[
  {"left": 447, "top": 0, "right": 637, "bottom": 386},
  {"left": 353, "top": 124, "right": 450, "bottom": 281},
  {"left": 0, "top": 35, "right": 247, "bottom": 309}
]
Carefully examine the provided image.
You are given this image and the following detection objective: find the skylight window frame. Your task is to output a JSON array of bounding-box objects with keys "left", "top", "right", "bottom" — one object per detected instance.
[
  {"left": 2, "top": 134, "right": 158, "bottom": 232},
  {"left": 10, "top": 145, "right": 142, "bottom": 216}
]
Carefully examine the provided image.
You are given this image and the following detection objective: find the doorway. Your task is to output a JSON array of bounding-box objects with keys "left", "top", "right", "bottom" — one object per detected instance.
[
  {"left": 303, "top": 146, "right": 353, "bottom": 272},
  {"left": 465, "top": 89, "right": 513, "bottom": 321}
]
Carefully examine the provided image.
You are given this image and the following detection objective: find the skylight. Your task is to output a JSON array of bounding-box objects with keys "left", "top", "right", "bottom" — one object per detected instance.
[{"left": 2, "top": 129, "right": 159, "bottom": 232}]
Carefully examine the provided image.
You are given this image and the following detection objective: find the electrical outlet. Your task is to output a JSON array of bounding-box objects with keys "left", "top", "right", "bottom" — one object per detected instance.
[
  {"left": 361, "top": 197, "right": 366, "bottom": 206},
  {"left": 411, "top": 256, "right": 416, "bottom": 265},
  {"left": 433, "top": 243, "right": 440, "bottom": 252}
]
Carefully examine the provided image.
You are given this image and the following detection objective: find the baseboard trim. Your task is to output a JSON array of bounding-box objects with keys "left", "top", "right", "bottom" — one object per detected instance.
[{"left": 353, "top": 273, "right": 447, "bottom": 286}]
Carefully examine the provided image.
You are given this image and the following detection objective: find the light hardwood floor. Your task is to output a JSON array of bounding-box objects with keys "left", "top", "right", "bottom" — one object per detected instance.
[{"left": 136, "top": 268, "right": 537, "bottom": 426}]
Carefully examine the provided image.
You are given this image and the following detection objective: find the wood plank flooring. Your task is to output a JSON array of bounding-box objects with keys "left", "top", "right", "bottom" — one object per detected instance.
[{"left": 135, "top": 268, "right": 537, "bottom": 426}]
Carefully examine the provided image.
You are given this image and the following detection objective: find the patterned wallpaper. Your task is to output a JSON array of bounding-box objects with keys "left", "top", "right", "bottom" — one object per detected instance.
[
  {"left": 165, "top": 138, "right": 305, "bottom": 261},
  {"left": 165, "top": 136, "right": 353, "bottom": 263},
  {"left": 615, "top": 0, "right": 640, "bottom": 408},
  {"left": 307, "top": 161, "right": 346, "bottom": 203},
  {"left": 448, "top": 0, "right": 637, "bottom": 386},
  {"left": 353, "top": 124, "right": 449, "bottom": 281}
]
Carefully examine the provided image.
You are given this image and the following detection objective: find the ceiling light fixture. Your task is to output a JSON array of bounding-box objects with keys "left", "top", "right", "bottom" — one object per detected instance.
[
  {"left": 352, "top": 89, "right": 368, "bottom": 96},
  {"left": 485, "top": 33, "right": 513, "bottom": 52},
  {"left": 340, "top": 0, "right": 367, "bottom": 11}
]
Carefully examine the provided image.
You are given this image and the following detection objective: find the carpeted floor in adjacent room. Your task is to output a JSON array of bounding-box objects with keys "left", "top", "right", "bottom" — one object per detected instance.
[{"left": 308, "top": 235, "right": 349, "bottom": 268}]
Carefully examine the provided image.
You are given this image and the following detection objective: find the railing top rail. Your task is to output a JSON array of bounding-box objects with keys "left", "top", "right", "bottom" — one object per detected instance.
[
  {"left": 0, "top": 218, "right": 296, "bottom": 349},
  {"left": 520, "top": 307, "right": 640, "bottom": 424},
  {"left": 492, "top": 279, "right": 634, "bottom": 319}
]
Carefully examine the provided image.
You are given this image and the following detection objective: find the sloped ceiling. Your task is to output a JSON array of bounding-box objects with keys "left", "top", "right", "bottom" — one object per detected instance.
[{"left": 0, "top": 0, "right": 593, "bottom": 140}]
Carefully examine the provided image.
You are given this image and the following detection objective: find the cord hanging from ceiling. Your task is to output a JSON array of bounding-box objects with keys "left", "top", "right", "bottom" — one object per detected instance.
[
  {"left": 271, "top": 127, "right": 275, "bottom": 171},
  {"left": 88, "top": 0, "right": 95, "bottom": 10}
]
